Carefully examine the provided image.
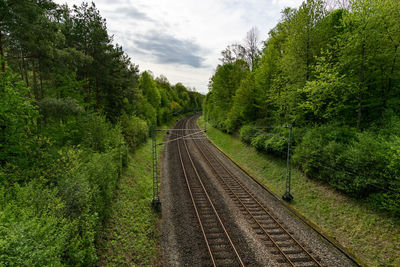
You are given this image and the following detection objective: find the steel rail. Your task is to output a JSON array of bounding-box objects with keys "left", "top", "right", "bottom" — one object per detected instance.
[
  {"left": 176, "top": 117, "right": 244, "bottom": 267},
  {"left": 182, "top": 117, "right": 244, "bottom": 266},
  {"left": 177, "top": 135, "right": 216, "bottom": 266},
  {"left": 188, "top": 116, "right": 322, "bottom": 267}
]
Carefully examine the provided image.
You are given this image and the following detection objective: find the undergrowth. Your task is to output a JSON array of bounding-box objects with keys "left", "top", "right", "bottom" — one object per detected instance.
[{"left": 97, "top": 119, "right": 179, "bottom": 266}]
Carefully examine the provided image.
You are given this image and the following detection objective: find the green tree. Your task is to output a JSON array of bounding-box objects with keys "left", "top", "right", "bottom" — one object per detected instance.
[
  {"left": 207, "top": 59, "right": 249, "bottom": 130},
  {"left": 140, "top": 71, "right": 160, "bottom": 109},
  {"left": 0, "top": 67, "right": 38, "bottom": 182}
]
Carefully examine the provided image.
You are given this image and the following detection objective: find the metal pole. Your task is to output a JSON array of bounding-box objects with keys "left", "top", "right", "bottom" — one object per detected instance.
[
  {"left": 282, "top": 124, "right": 294, "bottom": 201},
  {"left": 152, "top": 125, "right": 161, "bottom": 210},
  {"left": 205, "top": 109, "right": 207, "bottom": 132},
  {"left": 203, "top": 98, "right": 207, "bottom": 132}
]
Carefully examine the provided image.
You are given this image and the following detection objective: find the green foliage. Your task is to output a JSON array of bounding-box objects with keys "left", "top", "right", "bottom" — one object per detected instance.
[
  {"left": 55, "top": 146, "right": 124, "bottom": 265},
  {"left": 227, "top": 73, "right": 256, "bottom": 131},
  {"left": 97, "top": 126, "right": 169, "bottom": 265},
  {"left": 239, "top": 125, "right": 257, "bottom": 144},
  {"left": 207, "top": 60, "right": 249, "bottom": 131},
  {"left": 241, "top": 126, "right": 288, "bottom": 157},
  {"left": 293, "top": 124, "right": 400, "bottom": 215},
  {"left": 0, "top": 0, "right": 203, "bottom": 264},
  {"left": 38, "top": 97, "right": 84, "bottom": 122},
  {"left": 120, "top": 113, "right": 149, "bottom": 151},
  {"left": 0, "top": 183, "right": 68, "bottom": 266},
  {"left": 81, "top": 114, "right": 124, "bottom": 153},
  {"left": 293, "top": 125, "right": 358, "bottom": 186},
  {"left": 0, "top": 69, "right": 38, "bottom": 168},
  {"left": 0, "top": 141, "right": 124, "bottom": 265},
  {"left": 140, "top": 71, "right": 161, "bottom": 109},
  {"left": 299, "top": 55, "right": 353, "bottom": 124},
  {"left": 204, "top": 0, "right": 400, "bottom": 217}
]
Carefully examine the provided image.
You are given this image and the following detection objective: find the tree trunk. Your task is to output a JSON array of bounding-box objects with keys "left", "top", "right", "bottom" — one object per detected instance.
[
  {"left": 22, "top": 52, "right": 29, "bottom": 87},
  {"left": 0, "top": 30, "right": 5, "bottom": 72},
  {"left": 39, "top": 57, "right": 43, "bottom": 99},
  {"left": 18, "top": 49, "right": 24, "bottom": 81},
  {"left": 357, "top": 43, "right": 365, "bottom": 131},
  {"left": 384, "top": 44, "right": 398, "bottom": 109},
  {"left": 85, "top": 71, "right": 90, "bottom": 104},
  {"left": 33, "top": 60, "right": 38, "bottom": 100},
  {"left": 305, "top": 26, "right": 310, "bottom": 81},
  {"left": 96, "top": 79, "right": 100, "bottom": 111}
]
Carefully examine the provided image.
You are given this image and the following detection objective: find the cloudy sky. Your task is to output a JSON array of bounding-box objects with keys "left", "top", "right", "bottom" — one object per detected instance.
[{"left": 54, "top": 0, "right": 303, "bottom": 94}]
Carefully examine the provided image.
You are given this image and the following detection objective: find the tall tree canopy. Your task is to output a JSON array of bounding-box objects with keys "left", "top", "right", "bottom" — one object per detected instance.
[
  {"left": 0, "top": 1, "right": 204, "bottom": 265},
  {"left": 204, "top": 0, "right": 400, "bottom": 217}
]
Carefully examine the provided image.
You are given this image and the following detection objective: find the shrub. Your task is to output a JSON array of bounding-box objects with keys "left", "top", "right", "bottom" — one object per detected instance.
[
  {"left": 264, "top": 136, "right": 287, "bottom": 156},
  {"left": 81, "top": 114, "right": 124, "bottom": 153},
  {"left": 240, "top": 125, "right": 288, "bottom": 157},
  {"left": 38, "top": 97, "right": 84, "bottom": 123},
  {"left": 293, "top": 125, "right": 357, "bottom": 184},
  {"left": 0, "top": 182, "right": 69, "bottom": 266},
  {"left": 120, "top": 113, "right": 149, "bottom": 151},
  {"left": 240, "top": 125, "right": 258, "bottom": 144},
  {"left": 55, "top": 147, "right": 121, "bottom": 264},
  {"left": 293, "top": 125, "right": 400, "bottom": 216},
  {"left": 251, "top": 135, "right": 268, "bottom": 151},
  {"left": 0, "top": 69, "right": 38, "bottom": 169}
]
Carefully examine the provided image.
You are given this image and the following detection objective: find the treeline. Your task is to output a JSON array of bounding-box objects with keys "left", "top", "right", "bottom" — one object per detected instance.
[
  {"left": 0, "top": 1, "right": 202, "bottom": 265},
  {"left": 204, "top": 0, "right": 400, "bottom": 216}
]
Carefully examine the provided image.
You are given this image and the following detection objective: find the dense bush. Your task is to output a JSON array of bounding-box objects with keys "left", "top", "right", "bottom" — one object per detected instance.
[
  {"left": 0, "top": 66, "right": 198, "bottom": 264},
  {"left": 120, "top": 113, "right": 149, "bottom": 151},
  {"left": 294, "top": 125, "right": 400, "bottom": 216},
  {"left": 0, "top": 144, "right": 124, "bottom": 265},
  {"left": 0, "top": 182, "right": 68, "bottom": 266},
  {"left": 0, "top": 70, "right": 38, "bottom": 169},
  {"left": 0, "top": 0, "right": 204, "bottom": 264},
  {"left": 38, "top": 97, "right": 84, "bottom": 123},
  {"left": 204, "top": 0, "right": 400, "bottom": 217},
  {"left": 239, "top": 121, "right": 400, "bottom": 216},
  {"left": 239, "top": 125, "right": 257, "bottom": 144},
  {"left": 240, "top": 125, "right": 288, "bottom": 157},
  {"left": 0, "top": 67, "right": 126, "bottom": 263}
]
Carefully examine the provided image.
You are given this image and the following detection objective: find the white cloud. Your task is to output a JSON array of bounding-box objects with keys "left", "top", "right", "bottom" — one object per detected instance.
[{"left": 54, "top": 0, "right": 303, "bottom": 94}]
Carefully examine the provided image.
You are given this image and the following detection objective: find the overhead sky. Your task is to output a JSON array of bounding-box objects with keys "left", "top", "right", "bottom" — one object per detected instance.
[{"left": 54, "top": 0, "right": 303, "bottom": 94}]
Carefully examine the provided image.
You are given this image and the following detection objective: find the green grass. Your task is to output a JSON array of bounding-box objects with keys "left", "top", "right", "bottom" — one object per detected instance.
[
  {"left": 199, "top": 117, "right": 400, "bottom": 267},
  {"left": 97, "top": 122, "right": 173, "bottom": 266}
]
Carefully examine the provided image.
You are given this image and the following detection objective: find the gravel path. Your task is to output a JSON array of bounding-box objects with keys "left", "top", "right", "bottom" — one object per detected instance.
[{"left": 160, "top": 115, "right": 358, "bottom": 266}]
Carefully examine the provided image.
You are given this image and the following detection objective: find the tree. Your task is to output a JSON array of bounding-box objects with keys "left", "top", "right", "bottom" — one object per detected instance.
[
  {"left": 207, "top": 59, "right": 249, "bottom": 130},
  {"left": 1, "top": 0, "right": 59, "bottom": 98},
  {"left": 0, "top": 66, "right": 38, "bottom": 171},
  {"left": 299, "top": 54, "right": 353, "bottom": 123},
  {"left": 139, "top": 71, "right": 161, "bottom": 109},
  {"left": 244, "top": 27, "right": 260, "bottom": 71},
  {"left": 219, "top": 43, "right": 246, "bottom": 64}
]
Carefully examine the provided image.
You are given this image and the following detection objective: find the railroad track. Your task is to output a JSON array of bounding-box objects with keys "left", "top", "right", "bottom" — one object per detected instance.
[
  {"left": 186, "top": 115, "right": 323, "bottom": 267},
  {"left": 174, "top": 117, "right": 245, "bottom": 266}
]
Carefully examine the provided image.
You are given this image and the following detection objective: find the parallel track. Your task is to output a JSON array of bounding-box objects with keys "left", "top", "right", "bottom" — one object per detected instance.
[
  {"left": 175, "top": 117, "right": 244, "bottom": 266},
  {"left": 186, "top": 115, "right": 323, "bottom": 267}
]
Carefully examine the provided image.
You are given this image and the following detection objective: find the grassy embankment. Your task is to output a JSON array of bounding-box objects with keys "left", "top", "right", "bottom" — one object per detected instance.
[
  {"left": 97, "top": 121, "right": 174, "bottom": 266},
  {"left": 198, "top": 116, "right": 399, "bottom": 267}
]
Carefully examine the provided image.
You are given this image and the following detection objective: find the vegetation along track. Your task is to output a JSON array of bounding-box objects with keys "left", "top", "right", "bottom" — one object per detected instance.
[{"left": 184, "top": 115, "right": 322, "bottom": 266}]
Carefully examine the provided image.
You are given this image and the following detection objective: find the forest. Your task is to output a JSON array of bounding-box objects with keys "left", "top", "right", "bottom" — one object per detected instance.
[
  {"left": 204, "top": 0, "right": 400, "bottom": 217},
  {"left": 0, "top": 0, "right": 202, "bottom": 264}
]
